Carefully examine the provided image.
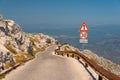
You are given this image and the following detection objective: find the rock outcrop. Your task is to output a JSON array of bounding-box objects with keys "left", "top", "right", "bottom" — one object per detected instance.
[
  {"left": 60, "top": 44, "right": 120, "bottom": 76},
  {"left": 0, "top": 15, "right": 56, "bottom": 71},
  {"left": 81, "top": 50, "right": 120, "bottom": 76}
]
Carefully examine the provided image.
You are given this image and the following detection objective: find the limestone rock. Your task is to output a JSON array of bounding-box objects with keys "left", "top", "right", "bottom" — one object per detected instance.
[{"left": 0, "top": 16, "right": 56, "bottom": 71}]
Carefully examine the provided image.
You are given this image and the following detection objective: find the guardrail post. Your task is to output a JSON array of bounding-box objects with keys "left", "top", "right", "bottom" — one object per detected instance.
[
  {"left": 2, "top": 64, "right": 4, "bottom": 70},
  {"left": 58, "top": 46, "right": 61, "bottom": 50},
  {"left": 77, "top": 56, "right": 80, "bottom": 61},
  {"left": 55, "top": 50, "right": 56, "bottom": 54},
  {"left": 72, "top": 54, "right": 74, "bottom": 58},
  {"left": 61, "top": 53, "right": 63, "bottom": 56},
  {"left": 67, "top": 54, "right": 69, "bottom": 57},
  {"left": 85, "top": 63, "right": 88, "bottom": 68},
  {"left": 98, "top": 75, "right": 103, "bottom": 80}
]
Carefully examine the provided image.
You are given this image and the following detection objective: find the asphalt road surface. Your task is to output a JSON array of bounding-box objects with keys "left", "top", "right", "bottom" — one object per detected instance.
[{"left": 4, "top": 45, "right": 92, "bottom": 80}]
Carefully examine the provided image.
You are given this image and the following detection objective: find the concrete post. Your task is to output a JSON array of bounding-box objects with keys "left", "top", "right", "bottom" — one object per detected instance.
[{"left": 98, "top": 75, "right": 103, "bottom": 80}]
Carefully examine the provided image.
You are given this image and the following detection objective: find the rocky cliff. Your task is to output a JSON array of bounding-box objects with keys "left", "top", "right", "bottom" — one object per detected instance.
[
  {"left": 60, "top": 44, "right": 120, "bottom": 76},
  {"left": 0, "top": 15, "right": 56, "bottom": 72}
]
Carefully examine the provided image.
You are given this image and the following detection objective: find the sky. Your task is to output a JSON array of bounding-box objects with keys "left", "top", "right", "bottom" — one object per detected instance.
[{"left": 0, "top": 0, "right": 120, "bottom": 27}]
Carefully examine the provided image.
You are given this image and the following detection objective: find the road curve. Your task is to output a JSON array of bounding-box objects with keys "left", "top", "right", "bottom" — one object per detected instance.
[{"left": 3, "top": 45, "right": 92, "bottom": 80}]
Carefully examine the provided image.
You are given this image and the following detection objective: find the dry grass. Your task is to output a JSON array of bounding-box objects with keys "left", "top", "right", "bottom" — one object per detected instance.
[
  {"left": 13, "top": 52, "right": 35, "bottom": 64},
  {"left": 4, "top": 62, "right": 15, "bottom": 70},
  {"left": 32, "top": 47, "right": 41, "bottom": 55},
  {"left": 30, "top": 38, "right": 35, "bottom": 46},
  {"left": 34, "top": 46, "right": 40, "bottom": 51},
  {"left": 90, "top": 58, "right": 99, "bottom": 64},
  {"left": 5, "top": 45, "right": 17, "bottom": 54},
  {"left": 39, "top": 35, "right": 44, "bottom": 39},
  {"left": 29, "top": 36, "right": 40, "bottom": 43},
  {"left": 64, "top": 46, "right": 70, "bottom": 51},
  {"left": 14, "top": 55, "right": 26, "bottom": 64},
  {"left": 0, "top": 74, "right": 5, "bottom": 79}
]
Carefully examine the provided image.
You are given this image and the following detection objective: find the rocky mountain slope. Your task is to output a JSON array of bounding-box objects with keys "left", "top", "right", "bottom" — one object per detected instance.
[
  {"left": 0, "top": 15, "right": 56, "bottom": 72},
  {"left": 60, "top": 44, "right": 120, "bottom": 76}
]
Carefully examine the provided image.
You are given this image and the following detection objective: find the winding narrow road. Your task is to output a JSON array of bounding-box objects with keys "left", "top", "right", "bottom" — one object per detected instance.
[{"left": 4, "top": 45, "right": 92, "bottom": 80}]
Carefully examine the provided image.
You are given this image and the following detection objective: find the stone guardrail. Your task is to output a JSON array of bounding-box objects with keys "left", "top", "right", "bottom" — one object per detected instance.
[{"left": 55, "top": 45, "right": 120, "bottom": 80}]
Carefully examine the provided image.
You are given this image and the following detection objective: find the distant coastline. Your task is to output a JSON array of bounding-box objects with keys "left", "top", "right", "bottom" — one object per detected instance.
[{"left": 23, "top": 25, "right": 120, "bottom": 65}]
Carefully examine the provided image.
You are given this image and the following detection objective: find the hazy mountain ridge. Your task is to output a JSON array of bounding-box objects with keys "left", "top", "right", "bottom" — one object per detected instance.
[{"left": 0, "top": 16, "right": 56, "bottom": 72}]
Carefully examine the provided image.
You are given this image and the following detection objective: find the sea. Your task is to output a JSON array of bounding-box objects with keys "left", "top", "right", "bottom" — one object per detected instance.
[{"left": 21, "top": 24, "right": 120, "bottom": 65}]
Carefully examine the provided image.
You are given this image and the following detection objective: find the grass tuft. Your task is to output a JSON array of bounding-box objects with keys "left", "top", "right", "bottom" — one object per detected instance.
[
  {"left": 0, "top": 74, "right": 5, "bottom": 79},
  {"left": 5, "top": 45, "right": 17, "bottom": 54}
]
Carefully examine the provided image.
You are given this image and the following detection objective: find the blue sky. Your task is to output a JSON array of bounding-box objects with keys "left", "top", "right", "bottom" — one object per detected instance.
[{"left": 0, "top": 0, "right": 120, "bottom": 26}]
